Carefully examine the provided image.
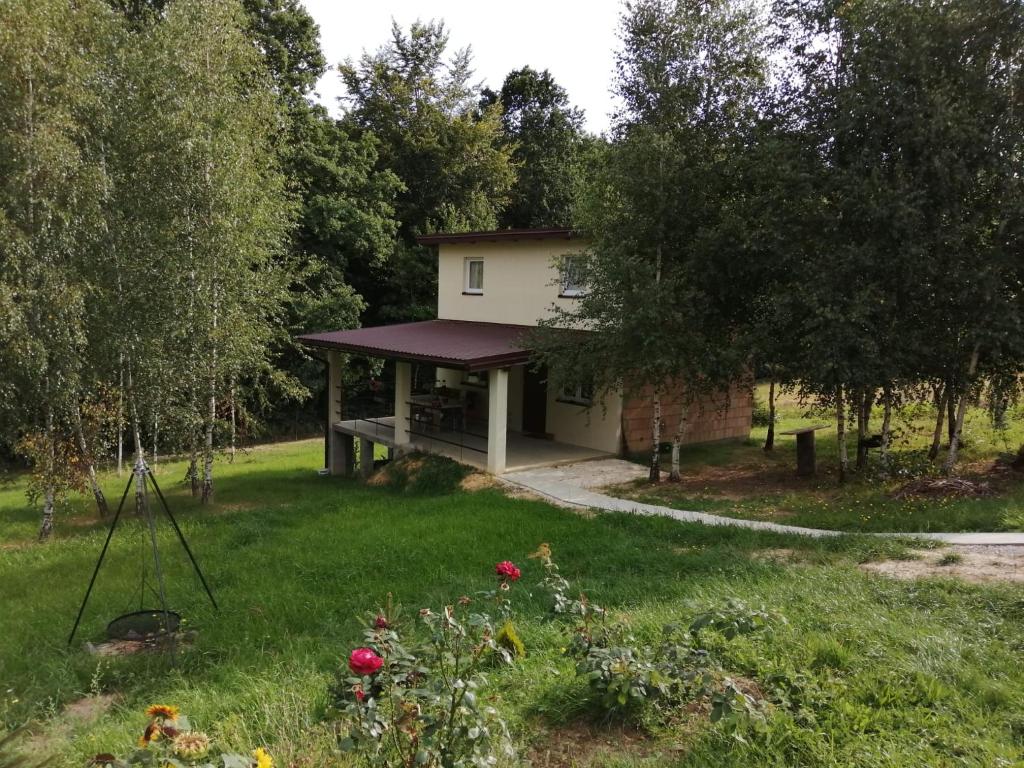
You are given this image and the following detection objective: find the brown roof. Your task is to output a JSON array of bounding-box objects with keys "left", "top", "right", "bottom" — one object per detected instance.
[
  {"left": 416, "top": 227, "right": 577, "bottom": 246},
  {"left": 296, "top": 320, "right": 534, "bottom": 371}
]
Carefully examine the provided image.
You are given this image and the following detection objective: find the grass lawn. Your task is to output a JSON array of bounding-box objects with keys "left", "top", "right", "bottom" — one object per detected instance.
[
  {"left": 610, "top": 384, "right": 1024, "bottom": 533},
  {"left": 3, "top": 439, "right": 1024, "bottom": 766}
]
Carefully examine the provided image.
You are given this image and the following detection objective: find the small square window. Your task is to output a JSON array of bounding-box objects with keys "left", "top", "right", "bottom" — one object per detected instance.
[
  {"left": 560, "top": 255, "right": 587, "bottom": 297},
  {"left": 464, "top": 258, "right": 484, "bottom": 294}
]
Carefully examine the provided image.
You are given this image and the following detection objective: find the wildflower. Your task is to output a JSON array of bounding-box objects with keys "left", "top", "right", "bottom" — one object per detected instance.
[
  {"left": 145, "top": 704, "right": 180, "bottom": 721},
  {"left": 495, "top": 560, "right": 521, "bottom": 581},
  {"left": 172, "top": 731, "right": 211, "bottom": 760},
  {"left": 348, "top": 647, "right": 384, "bottom": 676},
  {"left": 528, "top": 543, "right": 552, "bottom": 561},
  {"left": 253, "top": 746, "right": 274, "bottom": 768},
  {"left": 139, "top": 722, "right": 162, "bottom": 747}
]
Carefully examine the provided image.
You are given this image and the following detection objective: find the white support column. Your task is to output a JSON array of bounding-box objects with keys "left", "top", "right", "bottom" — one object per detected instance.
[
  {"left": 359, "top": 437, "right": 374, "bottom": 478},
  {"left": 326, "top": 350, "right": 345, "bottom": 474},
  {"left": 394, "top": 361, "right": 412, "bottom": 447},
  {"left": 487, "top": 368, "right": 509, "bottom": 474}
]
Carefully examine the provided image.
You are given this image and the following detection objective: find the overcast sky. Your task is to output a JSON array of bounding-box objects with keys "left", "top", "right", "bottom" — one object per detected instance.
[{"left": 301, "top": 0, "right": 625, "bottom": 135}]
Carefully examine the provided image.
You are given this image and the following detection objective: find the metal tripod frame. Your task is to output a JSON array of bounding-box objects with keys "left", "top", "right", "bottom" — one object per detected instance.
[{"left": 67, "top": 457, "right": 218, "bottom": 646}]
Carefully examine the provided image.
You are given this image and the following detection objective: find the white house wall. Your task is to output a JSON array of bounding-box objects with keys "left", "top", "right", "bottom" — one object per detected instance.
[
  {"left": 436, "top": 240, "right": 586, "bottom": 327},
  {"left": 546, "top": 387, "right": 623, "bottom": 454}
]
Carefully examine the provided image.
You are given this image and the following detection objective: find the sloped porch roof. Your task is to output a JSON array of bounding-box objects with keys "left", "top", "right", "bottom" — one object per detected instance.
[{"left": 296, "top": 320, "right": 534, "bottom": 372}]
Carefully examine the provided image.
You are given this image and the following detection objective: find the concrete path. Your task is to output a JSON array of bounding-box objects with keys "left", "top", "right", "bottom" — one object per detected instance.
[{"left": 501, "top": 459, "right": 1024, "bottom": 546}]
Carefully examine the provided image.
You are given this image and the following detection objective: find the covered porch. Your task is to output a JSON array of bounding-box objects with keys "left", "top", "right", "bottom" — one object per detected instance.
[
  {"left": 330, "top": 415, "right": 608, "bottom": 475},
  {"left": 298, "top": 320, "right": 613, "bottom": 476}
]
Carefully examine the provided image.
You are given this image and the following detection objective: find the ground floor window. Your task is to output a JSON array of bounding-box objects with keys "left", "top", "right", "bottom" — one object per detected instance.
[{"left": 558, "top": 381, "right": 593, "bottom": 406}]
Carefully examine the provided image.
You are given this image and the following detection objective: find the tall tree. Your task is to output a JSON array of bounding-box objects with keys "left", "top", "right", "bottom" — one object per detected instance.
[
  {"left": 339, "top": 20, "right": 515, "bottom": 322},
  {"left": 481, "top": 66, "right": 589, "bottom": 228},
  {"left": 534, "top": 0, "right": 768, "bottom": 481},
  {"left": 0, "top": 0, "right": 114, "bottom": 537},
  {"left": 769, "top": 0, "right": 1024, "bottom": 477}
]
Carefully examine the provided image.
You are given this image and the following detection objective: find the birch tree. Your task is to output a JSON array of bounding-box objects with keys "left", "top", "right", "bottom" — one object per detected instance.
[
  {"left": 535, "top": 0, "right": 767, "bottom": 483},
  {"left": 0, "top": 0, "right": 113, "bottom": 537}
]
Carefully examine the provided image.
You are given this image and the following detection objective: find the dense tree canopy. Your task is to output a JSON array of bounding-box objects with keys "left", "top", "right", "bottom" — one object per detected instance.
[
  {"left": 339, "top": 20, "right": 516, "bottom": 322},
  {"left": 482, "top": 66, "right": 590, "bottom": 229}
]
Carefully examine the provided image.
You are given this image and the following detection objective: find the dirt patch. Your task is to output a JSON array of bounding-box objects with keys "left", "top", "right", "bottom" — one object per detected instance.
[
  {"left": 528, "top": 721, "right": 672, "bottom": 768},
  {"left": 860, "top": 545, "right": 1024, "bottom": 584},
  {"left": 63, "top": 693, "right": 118, "bottom": 724},
  {"left": 749, "top": 547, "right": 801, "bottom": 564},
  {"left": 85, "top": 631, "right": 196, "bottom": 657},
  {"left": 366, "top": 456, "right": 425, "bottom": 487},
  {"left": 893, "top": 477, "right": 992, "bottom": 500},
  {"left": 613, "top": 461, "right": 832, "bottom": 504},
  {"left": 21, "top": 693, "right": 119, "bottom": 757},
  {"left": 459, "top": 472, "right": 499, "bottom": 492}
]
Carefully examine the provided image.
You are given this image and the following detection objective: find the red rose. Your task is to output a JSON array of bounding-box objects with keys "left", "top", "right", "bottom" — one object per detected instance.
[
  {"left": 354, "top": 685, "right": 366, "bottom": 703},
  {"left": 495, "top": 560, "right": 521, "bottom": 581},
  {"left": 374, "top": 614, "right": 389, "bottom": 629},
  {"left": 348, "top": 647, "right": 384, "bottom": 676}
]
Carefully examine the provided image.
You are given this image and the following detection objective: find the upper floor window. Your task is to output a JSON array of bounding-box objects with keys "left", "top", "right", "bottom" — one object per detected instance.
[
  {"left": 464, "top": 258, "right": 484, "bottom": 294},
  {"left": 560, "top": 255, "right": 587, "bottom": 297}
]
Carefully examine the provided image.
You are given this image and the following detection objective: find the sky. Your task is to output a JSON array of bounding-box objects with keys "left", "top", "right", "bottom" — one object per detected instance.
[{"left": 301, "top": 0, "right": 624, "bottom": 135}]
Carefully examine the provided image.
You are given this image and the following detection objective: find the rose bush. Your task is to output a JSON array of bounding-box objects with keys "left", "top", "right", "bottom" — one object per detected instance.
[{"left": 329, "top": 580, "right": 519, "bottom": 768}]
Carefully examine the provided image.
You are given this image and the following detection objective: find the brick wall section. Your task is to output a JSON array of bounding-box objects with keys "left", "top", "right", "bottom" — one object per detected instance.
[{"left": 621, "top": 380, "right": 753, "bottom": 455}]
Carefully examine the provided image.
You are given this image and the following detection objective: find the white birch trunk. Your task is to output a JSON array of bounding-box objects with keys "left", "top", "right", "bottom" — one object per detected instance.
[
  {"left": 649, "top": 393, "right": 662, "bottom": 483},
  {"left": 879, "top": 385, "right": 893, "bottom": 473},
  {"left": 928, "top": 383, "right": 947, "bottom": 461},
  {"left": 188, "top": 441, "right": 199, "bottom": 497},
  {"left": 836, "top": 386, "right": 848, "bottom": 484},
  {"left": 763, "top": 380, "right": 776, "bottom": 451},
  {"left": 117, "top": 354, "right": 124, "bottom": 476},
  {"left": 202, "top": 379, "right": 215, "bottom": 503},
  {"left": 38, "top": 401, "right": 56, "bottom": 541},
  {"left": 944, "top": 345, "right": 981, "bottom": 475},
  {"left": 74, "top": 403, "right": 108, "bottom": 516},
  {"left": 229, "top": 377, "right": 236, "bottom": 464},
  {"left": 669, "top": 399, "right": 689, "bottom": 482}
]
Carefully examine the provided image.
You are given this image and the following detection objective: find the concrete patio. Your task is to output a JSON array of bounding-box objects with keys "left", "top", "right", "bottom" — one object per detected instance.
[{"left": 333, "top": 416, "right": 610, "bottom": 474}]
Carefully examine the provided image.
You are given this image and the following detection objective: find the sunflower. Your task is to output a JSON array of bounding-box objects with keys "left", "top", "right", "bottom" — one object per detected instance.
[
  {"left": 145, "top": 704, "right": 180, "bottom": 721},
  {"left": 252, "top": 746, "right": 273, "bottom": 768},
  {"left": 172, "top": 731, "right": 211, "bottom": 760}
]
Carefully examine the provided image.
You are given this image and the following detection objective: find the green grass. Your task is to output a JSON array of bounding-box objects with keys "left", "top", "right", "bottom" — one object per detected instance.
[
  {"left": 2, "top": 440, "right": 1024, "bottom": 766},
  {"left": 613, "top": 384, "right": 1024, "bottom": 533}
]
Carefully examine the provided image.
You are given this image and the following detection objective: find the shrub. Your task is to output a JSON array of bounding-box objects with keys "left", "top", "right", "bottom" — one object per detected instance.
[
  {"left": 751, "top": 393, "right": 775, "bottom": 428},
  {"left": 375, "top": 453, "right": 470, "bottom": 495}
]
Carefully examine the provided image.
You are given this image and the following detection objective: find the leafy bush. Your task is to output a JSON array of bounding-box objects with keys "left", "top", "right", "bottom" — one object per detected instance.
[
  {"left": 751, "top": 393, "right": 775, "bottom": 428},
  {"left": 91, "top": 705, "right": 272, "bottom": 768},
  {"left": 533, "top": 546, "right": 780, "bottom": 724}
]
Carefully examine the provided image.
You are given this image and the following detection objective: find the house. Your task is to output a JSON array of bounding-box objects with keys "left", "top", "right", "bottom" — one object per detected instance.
[{"left": 297, "top": 227, "right": 752, "bottom": 476}]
